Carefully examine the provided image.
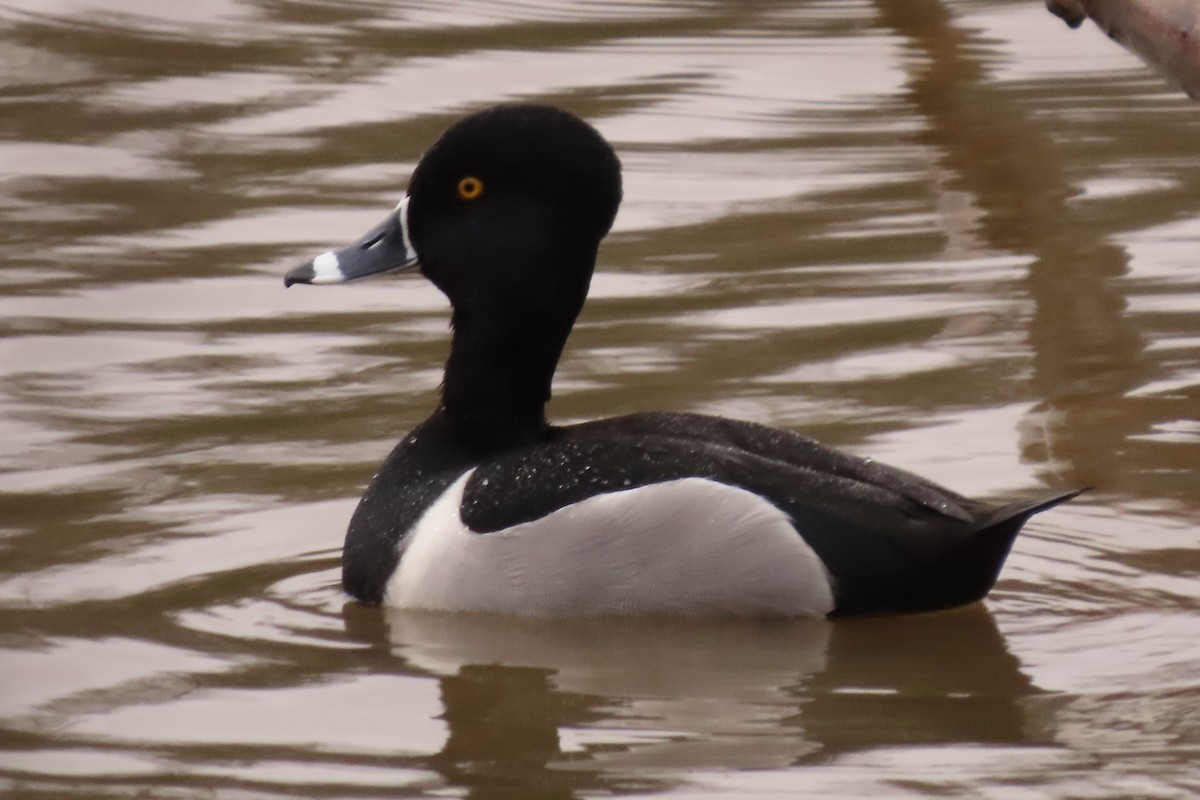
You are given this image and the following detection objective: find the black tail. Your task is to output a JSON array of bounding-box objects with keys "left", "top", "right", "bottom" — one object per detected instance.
[
  {"left": 950, "top": 487, "right": 1088, "bottom": 607},
  {"left": 973, "top": 488, "right": 1088, "bottom": 534}
]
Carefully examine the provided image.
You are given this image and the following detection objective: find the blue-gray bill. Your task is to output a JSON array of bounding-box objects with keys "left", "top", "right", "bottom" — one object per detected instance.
[{"left": 284, "top": 197, "right": 418, "bottom": 286}]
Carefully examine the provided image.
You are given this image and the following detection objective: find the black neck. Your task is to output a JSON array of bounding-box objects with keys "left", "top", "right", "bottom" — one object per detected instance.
[{"left": 439, "top": 302, "right": 576, "bottom": 450}]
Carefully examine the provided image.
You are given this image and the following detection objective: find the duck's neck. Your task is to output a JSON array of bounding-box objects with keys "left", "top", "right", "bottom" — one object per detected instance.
[{"left": 438, "top": 303, "right": 576, "bottom": 451}]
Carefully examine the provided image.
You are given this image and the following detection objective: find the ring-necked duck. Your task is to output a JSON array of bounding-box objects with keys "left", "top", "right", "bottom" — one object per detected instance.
[{"left": 286, "top": 104, "right": 1081, "bottom": 617}]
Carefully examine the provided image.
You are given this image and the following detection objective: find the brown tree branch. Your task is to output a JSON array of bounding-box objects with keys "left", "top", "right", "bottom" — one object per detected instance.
[{"left": 1047, "top": 0, "right": 1200, "bottom": 98}]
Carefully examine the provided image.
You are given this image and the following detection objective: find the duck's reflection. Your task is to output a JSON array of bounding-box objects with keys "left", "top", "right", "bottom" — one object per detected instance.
[
  {"left": 431, "top": 664, "right": 599, "bottom": 799},
  {"left": 799, "top": 608, "right": 1042, "bottom": 760},
  {"left": 390, "top": 612, "right": 828, "bottom": 775},
  {"left": 366, "top": 606, "right": 1041, "bottom": 796}
]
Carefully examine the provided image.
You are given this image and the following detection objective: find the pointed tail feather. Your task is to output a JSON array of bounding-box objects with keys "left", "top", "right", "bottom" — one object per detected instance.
[
  {"left": 973, "top": 487, "right": 1089, "bottom": 534},
  {"left": 941, "top": 487, "right": 1087, "bottom": 610}
]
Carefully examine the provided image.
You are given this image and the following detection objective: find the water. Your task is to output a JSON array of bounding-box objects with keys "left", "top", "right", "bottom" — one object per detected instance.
[{"left": 1, "top": 1, "right": 1198, "bottom": 797}]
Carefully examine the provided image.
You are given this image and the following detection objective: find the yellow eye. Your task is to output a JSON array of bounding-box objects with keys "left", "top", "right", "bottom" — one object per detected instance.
[{"left": 457, "top": 176, "right": 485, "bottom": 200}]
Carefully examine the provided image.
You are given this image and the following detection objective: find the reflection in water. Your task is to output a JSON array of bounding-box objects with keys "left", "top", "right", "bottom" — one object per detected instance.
[
  {"left": 368, "top": 607, "right": 1038, "bottom": 797},
  {"left": 804, "top": 609, "right": 1042, "bottom": 757},
  {"left": 387, "top": 611, "right": 829, "bottom": 772},
  {"left": 875, "top": 0, "right": 1149, "bottom": 497}
]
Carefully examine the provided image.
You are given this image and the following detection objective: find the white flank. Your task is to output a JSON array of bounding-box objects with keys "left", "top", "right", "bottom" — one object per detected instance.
[
  {"left": 386, "top": 472, "right": 835, "bottom": 617},
  {"left": 309, "top": 251, "right": 345, "bottom": 284}
]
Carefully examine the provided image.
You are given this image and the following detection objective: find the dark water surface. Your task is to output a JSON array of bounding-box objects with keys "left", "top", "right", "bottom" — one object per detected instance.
[{"left": 2, "top": 1, "right": 1198, "bottom": 797}]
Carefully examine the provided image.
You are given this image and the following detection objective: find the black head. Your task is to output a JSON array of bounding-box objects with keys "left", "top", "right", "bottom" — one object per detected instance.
[
  {"left": 285, "top": 104, "right": 622, "bottom": 317},
  {"left": 405, "top": 104, "right": 622, "bottom": 318},
  {"left": 285, "top": 105, "right": 623, "bottom": 447}
]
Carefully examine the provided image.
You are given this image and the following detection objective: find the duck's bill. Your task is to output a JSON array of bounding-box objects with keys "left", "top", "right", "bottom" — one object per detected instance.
[{"left": 284, "top": 197, "right": 418, "bottom": 286}]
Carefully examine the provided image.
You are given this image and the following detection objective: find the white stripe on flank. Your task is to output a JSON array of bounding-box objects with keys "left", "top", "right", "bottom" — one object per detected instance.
[{"left": 386, "top": 472, "right": 835, "bottom": 618}]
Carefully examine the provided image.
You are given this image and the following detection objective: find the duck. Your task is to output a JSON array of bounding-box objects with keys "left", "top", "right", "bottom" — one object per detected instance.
[{"left": 285, "top": 103, "right": 1081, "bottom": 618}]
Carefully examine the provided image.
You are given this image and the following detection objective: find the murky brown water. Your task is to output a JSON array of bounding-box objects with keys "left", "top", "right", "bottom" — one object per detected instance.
[{"left": 1, "top": 1, "right": 1198, "bottom": 797}]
